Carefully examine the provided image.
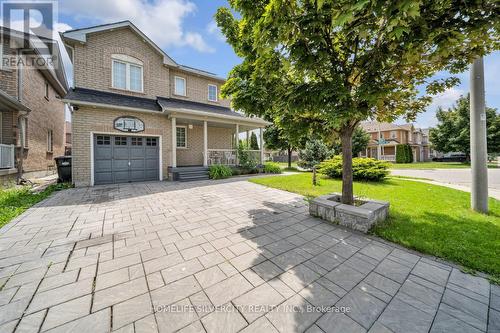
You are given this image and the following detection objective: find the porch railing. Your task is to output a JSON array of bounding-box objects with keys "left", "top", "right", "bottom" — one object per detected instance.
[
  {"left": 207, "top": 149, "right": 263, "bottom": 166},
  {"left": 380, "top": 155, "right": 396, "bottom": 162},
  {"left": 0, "top": 144, "right": 15, "bottom": 169},
  {"left": 207, "top": 149, "right": 237, "bottom": 166}
]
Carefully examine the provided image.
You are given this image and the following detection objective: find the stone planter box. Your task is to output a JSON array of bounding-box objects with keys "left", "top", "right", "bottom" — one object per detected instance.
[{"left": 309, "top": 193, "right": 389, "bottom": 233}]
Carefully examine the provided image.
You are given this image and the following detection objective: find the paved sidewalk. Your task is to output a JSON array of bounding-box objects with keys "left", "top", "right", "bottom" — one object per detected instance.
[{"left": 0, "top": 179, "right": 498, "bottom": 333}]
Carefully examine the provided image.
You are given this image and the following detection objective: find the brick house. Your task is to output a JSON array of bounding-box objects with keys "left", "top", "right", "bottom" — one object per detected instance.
[
  {"left": 359, "top": 121, "right": 430, "bottom": 162},
  {"left": 0, "top": 27, "right": 68, "bottom": 184},
  {"left": 61, "top": 21, "right": 269, "bottom": 186}
]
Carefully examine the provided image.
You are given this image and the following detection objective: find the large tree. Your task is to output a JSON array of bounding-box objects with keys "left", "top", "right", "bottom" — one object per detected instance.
[
  {"left": 430, "top": 95, "right": 500, "bottom": 158},
  {"left": 216, "top": 0, "right": 498, "bottom": 204}
]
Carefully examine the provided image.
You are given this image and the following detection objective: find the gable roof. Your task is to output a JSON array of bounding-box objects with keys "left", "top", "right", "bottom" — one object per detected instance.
[
  {"left": 61, "top": 21, "right": 177, "bottom": 67},
  {"left": 61, "top": 21, "right": 226, "bottom": 81},
  {"left": 360, "top": 121, "right": 413, "bottom": 133}
]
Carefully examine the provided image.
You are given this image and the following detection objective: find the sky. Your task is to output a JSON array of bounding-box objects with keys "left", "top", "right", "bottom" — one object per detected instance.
[{"left": 55, "top": 0, "right": 499, "bottom": 128}]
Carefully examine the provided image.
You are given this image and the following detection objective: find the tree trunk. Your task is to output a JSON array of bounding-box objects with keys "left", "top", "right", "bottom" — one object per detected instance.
[
  {"left": 312, "top": 166, "right": 317, "bottom": 186},
  {"left": 287, "top": 147, "right": 292, "bottom": 168},
  {"left": 340, "top": 128, "right": 354, "bottom": 205}
]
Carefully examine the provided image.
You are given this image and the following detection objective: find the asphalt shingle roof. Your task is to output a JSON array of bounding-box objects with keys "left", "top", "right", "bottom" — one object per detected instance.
[{"left": 64, "top": 88, "right": 162, "bottom": 111}]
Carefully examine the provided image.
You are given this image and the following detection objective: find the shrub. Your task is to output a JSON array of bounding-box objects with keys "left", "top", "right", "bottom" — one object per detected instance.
[
  {"left": 297, "top": 139, "right": 333, "bottom": 169},
  {"left": 263, "top": 162, "right": 282, "bottom": 174},
  {"left": 209, "top": 165, "right": 232, "bottom": 179},
  {"left": 237, "top": 142, "right": 258, "bottom": 169},
  {"left": 318, "top": 156, "right": 389, "bottom": 181},
  {"left": 396, "top": 144, "right": 413, "bottom": 163}
]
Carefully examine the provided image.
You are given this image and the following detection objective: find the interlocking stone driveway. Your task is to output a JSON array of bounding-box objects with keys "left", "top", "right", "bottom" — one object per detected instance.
[{"left": 0, "top": 179, "right": 498, "bottom": 333}]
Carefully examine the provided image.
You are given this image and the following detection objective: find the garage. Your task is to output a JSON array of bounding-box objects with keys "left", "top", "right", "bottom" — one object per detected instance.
[{"left": 94, "top": 134, "right": 159, "bottom": 185}]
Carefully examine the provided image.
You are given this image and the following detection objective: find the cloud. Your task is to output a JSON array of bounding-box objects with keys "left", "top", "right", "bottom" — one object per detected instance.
[
  {"left": 207, "top": 20, "right": 225, "bottom": 42},
  {"left": 58, "top": 0, "right": 213, "bottom": 53},
  {"left": 415, "top": 87, "right": 464, "bottom": 128}
]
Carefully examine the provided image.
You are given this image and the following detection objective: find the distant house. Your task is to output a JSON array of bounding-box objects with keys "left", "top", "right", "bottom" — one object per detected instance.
[
  {"left": 0, "top": 27, "right": 68, "bottom": 184},
  {"left": 359, "top": 121, "right": 431, "bottom": 162},
  {"left": 64, "top": 121, "right": 71, "bottom": 155}
]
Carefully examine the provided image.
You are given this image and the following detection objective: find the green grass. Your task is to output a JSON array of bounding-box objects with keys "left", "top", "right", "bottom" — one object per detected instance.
[
  {"left": 389, "top": 161, "right": 499, "bottom": 169},
  {"left": 0, "top": 183, "right": 71, "bottom": 228},
  {"left": 249, "top": 173, "right": 500, "bottom": 282}
]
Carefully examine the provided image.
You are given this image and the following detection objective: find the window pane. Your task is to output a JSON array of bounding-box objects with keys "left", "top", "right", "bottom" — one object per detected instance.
[
  {"left": 175, "top": 77, "right": 185, "bottom": 96},
  {"left": 208, "top": 85, "right": 217, "bottom": 101},
  {"left": 176, "top": 127, "right": 186, "bottom": 147},
  {"left": 113, "top": 61, "right": 127, "bottom": 89},
  {"left": 130, "top": 65, "right": 142, "bottom": 91}
]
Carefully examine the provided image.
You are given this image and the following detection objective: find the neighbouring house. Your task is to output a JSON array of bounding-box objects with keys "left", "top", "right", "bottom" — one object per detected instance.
[
  {"left": 61, "top": 21, "right": 269, "bottom": 186},
  {"left": 64, "top": 121, "right": 72, "bottom": 155},
  {"left": 359, "top": 121, "right": 430, "bottom": 162},
  {"left": 0, "top": 27, "right": 68, "bottom": 185}
]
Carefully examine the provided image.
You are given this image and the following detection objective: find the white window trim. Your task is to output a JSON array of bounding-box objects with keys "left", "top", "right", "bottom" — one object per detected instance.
[
  {"left": 174, "top": 76, "right": 186, "bottom": 96},
  {"left": 0, "top": 112, "right": 3, "bottom": 143},
  {"left": 111, "top": 59, "right": 144, "bottom": 93},
  {"left": 208, "top": 84, "right": 218, "bottom": 102},
  {"left": 176, "top": 125, "right": 187, "bottom": 148},
  {"left": 47, "top": 129, "right": 53, "bottom": 153},
  {"left": 0, "top": 43, "right": 3, "bottom": 70}
]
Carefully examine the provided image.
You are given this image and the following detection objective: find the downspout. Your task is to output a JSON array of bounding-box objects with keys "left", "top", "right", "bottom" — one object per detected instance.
[{"left": 16, "top": 50, "right": 25, "bottom": 184}]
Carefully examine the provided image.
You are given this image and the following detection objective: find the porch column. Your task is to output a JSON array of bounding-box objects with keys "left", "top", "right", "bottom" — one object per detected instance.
[
  {"left": 235, "top": 124, "right": 239, "bottom": 165},
  {"left": 203, "top": 120, "right": 208, "bottom": 167},
  {"left": 171, "top": 117, "right": 177, "bottom": 168},
  {"left": 260, "top": 127, "right": 264, "bottom": 164},
  {"left": 246, "top": 130, "right": 249, "bottom": 148}
]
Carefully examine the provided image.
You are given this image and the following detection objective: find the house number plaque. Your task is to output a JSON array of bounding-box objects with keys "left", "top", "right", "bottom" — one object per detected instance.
[{"left": 114, "top": 117, "right": 145, "bottom": 133}]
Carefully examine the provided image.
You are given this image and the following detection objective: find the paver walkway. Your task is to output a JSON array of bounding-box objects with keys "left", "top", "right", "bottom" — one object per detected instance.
[{"left": 0, "top": 179, "right": 498, "bottom": 333}]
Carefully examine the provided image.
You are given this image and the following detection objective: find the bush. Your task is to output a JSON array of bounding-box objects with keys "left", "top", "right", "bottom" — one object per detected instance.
[
  {"left": 230, "top": 166, "right": 259, "bottom": 176},
  {"left": 297, "top": 139, "right": 333, "bottom": 169},
  {"left": 237, "top": 142, "right": 258, "bottom": 169},
  {"left": 263, "top": 162, "right": 282, "bottom": 174},
  {"left": 318, "top": 156, "right": 389, "bottom": 181},
  {"left": 396, "top": 144, "right": 413, "bottom": 163},
  {"left": 209, "top": 165, "right": 232, "bottom": 179}
]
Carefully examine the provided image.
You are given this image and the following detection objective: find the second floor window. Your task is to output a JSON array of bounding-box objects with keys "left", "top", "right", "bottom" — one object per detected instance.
[
  {"left": 208, "top": 84, "right": 217, "bottom": 102},
  {"left": 175, "top": 76, "right": 186, "bottom": 96},
  {"left": 112, "top": 58, "right": 143, "bottom": 92},
  {"left": 390, "top": 131, "right": 397, "bottom": 139}
]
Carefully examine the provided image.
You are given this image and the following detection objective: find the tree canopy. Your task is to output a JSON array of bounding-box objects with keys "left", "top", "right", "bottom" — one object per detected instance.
[
  {"left": 216, "top": 0, "right": 499, "bottom": 203},
  {"left": 430, "top": 95, "right": 500, "bottom": 157}
]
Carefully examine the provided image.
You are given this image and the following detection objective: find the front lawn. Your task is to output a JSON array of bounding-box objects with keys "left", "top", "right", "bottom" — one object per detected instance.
[
  {"left": 0, "top": 184, "right": 70, "bottom": 228},
  {"left": 389, "top": 161, "right": 499, "bottom": 169},
  {"left": 249, "top": 173, "right": 500, "bottom": 282}
]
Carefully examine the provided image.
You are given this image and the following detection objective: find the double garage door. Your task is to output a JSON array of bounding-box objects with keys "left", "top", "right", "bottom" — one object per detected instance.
[{"left": 94, "top": 134, "right": 159, "bottom": 185}]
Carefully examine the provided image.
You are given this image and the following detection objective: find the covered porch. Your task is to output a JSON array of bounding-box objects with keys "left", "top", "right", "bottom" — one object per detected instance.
[
  {"left": 363, "top": 144, "right": 396, "bottom": 162},
  {"left": 170, "top": 116, "right": 266, "bottom": 168}
]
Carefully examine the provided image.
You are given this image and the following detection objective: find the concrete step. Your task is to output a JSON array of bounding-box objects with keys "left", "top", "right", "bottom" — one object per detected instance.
[{"left": 178, "top": 174, "right": 210, "bottom": 182}]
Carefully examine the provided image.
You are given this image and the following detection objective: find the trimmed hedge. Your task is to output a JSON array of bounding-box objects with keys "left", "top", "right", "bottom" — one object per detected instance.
[
  {"left": 396, "top": 144, "right": 413, "bottom": 163},
  {"left": 263, "top": 162, "right": 282, "bottom": 174},
  {"left": 209, "top": 165, "right": 232, "bottom": 179},
  {"left": 318, "top": 156, "right": 389, "bottom": 181}
]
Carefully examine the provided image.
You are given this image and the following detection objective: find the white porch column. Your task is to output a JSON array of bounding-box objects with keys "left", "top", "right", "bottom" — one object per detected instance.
[
  {"left": 235, "top": 124, "right": 239, "bottom": 165},
  {"left": 260, "top": 127, "right": 264, "bottom": 164},
  {"left": 171, "top": 117, "right": 177, "bottom": 168},
  {"left": 203, "top": 120, "right": 208, "bottom": 167}
]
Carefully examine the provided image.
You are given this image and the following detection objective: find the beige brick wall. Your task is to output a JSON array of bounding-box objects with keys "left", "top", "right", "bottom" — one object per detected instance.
[
  {"left": 72, "top": 106, "right": 236, "bottom": 185},
  {"left": 72, "top": 107, "right": 173, "bottom": 186},
  {"left": 0, "top": 36, "right": 18, "bottom": 99},
  {"left": 169, "top": 69, "right": 230, "bottom": 108},
  {"left": 21, "top": 60, "right": 65, "bottom": 174},
  {"left": 176, "top": 125, "right": 234, "bottom": 166},
  {"left": 71, "top": 26, "right": 231, "bottom": 108},
  {"left": 73, "top": 28, "right": 169, "bottom": 99}
]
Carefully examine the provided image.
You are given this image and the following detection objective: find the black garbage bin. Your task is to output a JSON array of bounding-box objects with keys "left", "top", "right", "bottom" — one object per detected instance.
[{"left": 54, "top": 156, "right": 72, "bottom": 183}]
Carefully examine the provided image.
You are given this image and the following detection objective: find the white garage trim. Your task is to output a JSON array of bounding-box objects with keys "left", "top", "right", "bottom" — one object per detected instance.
[{"left": 90, "top": 131, "right": 162, "bottom": 186}]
